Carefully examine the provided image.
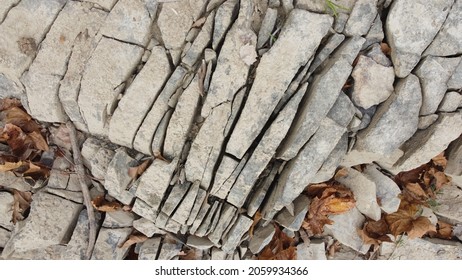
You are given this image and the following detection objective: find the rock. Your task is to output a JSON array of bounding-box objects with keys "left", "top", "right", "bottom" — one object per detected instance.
[
  {"left": 385, "top": 0, "right": 453, "bottom": 77},
  {"left": 133, "top": 218, "right": 164, "bottom": 237},
  {"left": 221, "top": 215, "right": 253, "bottom": 253},
  {"left": 186, "top": 187, "right": 207, "bottom": 226},
  {"left": 0, "top": 172, "right": 32, "bottom": 192},
  {"left": 171, "top": 182, "right": 201, "bottom": 225},
  {"left": 91, "top": 227, "right": 132, "bottom": 260},
  {"left": 312, "top": 134, "right": 348, "bottom": 183},
  {"left": 434, "top": 185, "right": 462, "bottom": 224},
  {"left": 275, "top": 195, "right": 310, "bottom": 231},
  {"left": 354, "top": 74, "right": 421, "bottom": 157},
  {"left": 380, "top": 236, "right": 462, "bottom": 260},
  {"left": 439, "top": 92, "right": 462, "bottom": 112},
  {"left": 210, "top": 156, "right": 239, "bottom": 199},
  {"left": 324, "top": 207, "right": 370, "bottom": 254},
  {"left": 266, "top": 118, "right": 346, "bottom": 219},
  {"left": 247, "top": 163, "right": 280, "bottom": 216},
  {"left": 363, "top": 14, "right": 384, "bottom": 49},
  {"left": 104, "top": 148, "right": 136, "bottom": 205},
  {"left": 424, "top": 0, "right": 462, "bottom": 56},
  {"left": 418, "top": 114, "right": 439, "bottom": 130},
  {"left": 208, "top": 203, "right": 237, "bottom": 245},
  {"left": 344, "top": 0, "right": 378, "bottom": 36},
  {"left": 257, "top": 8, "right": 277, "bottom": 49},
  {"left": 86, "top": 0, "right": 117, "bottom": 10},
  {"left": 79, "top": 37, "right": 144, "bottom": 137},
  {"left": 133, "top": 66, "right": 187, "bottom": 154},
  {"left": 415, "top": 56, "right": 461, "bottom": 116},
  {"left": 454, "top": 224, "right": 462, "bottom": 241},
  {"left": 211, "top": 247, "right": 228, "bottom": 260},
  {"left": 0, "top": 192, "right": 14, "bottom": 231},
  {"left": 0, "top": 227, "right": 11, "bottom": 249},
  {"left": 226, "top": 10, "right": 333, "bottom": 159},
  {"left": 46, "top": 189, "right": 83, "bottom": 204},
  {"left": 363, "top": 165, "right": 401, "bottom": 213},
  {"left": 157, "top": 241, "right": 182, "bottom": 260},
  {"left": 195, "top": 201, "right": 221, "bottom": 237},
  {"left": 448, "top": 60, "right": 462, "bottom": 90},
  {"left": 351, "top": 55, "right": 394, "bottom": 109},
  {"left": 102, "top": 210, "right": 136, "bottom": 228},
  {"left": 48, "top": 156, "right": 71, "bottom": 190},
  {"left": 161, "top": 183, "right": 190, "bottom": 216},
  {"left": 109, "top": 46, "right": 171, "bottom": 148},
  {"left": 88, "top": 145, "right": 115, "bottom": 180},
  {"left": 138, "top": 237, "right": 161, "bottom": 260},
  {"left": 135, "top": 158, "right": 178, "bottom": 211},
  {"left": 22, "top": 1, "right": 106, "bottom": 123},
  {"left": 190, "top": 202, "right": 211, "bottom": 234},
  {"left": 99, "top": 0, "right": 156, "bottom": 46},
  {"left": 446, "top": 137, "right": 462, "bottom": 178},
  {"left": 2, "top": 192, "right": 82, "bottom": 259},
  {"left": 327, "top": 92, "right": 357, "bottom": 127},
  {"left": 421, "top": 206, "right": 438, "bottom": 226},
  {"left": 333, "top": 13, "right": 349, "bottom": 33},
  {"left": 0, "top": 72, "right": 24, "bottom": 100},
  {"left": 297, "top": 240, "right": 327, "bottom": 260},
  {"left": 295, "top": 0, "right": 356, "bottom": 14},
  {"left": 0, "top": 0, "right": 68, "bottom": 78},
  {"left": 366, "top": 43, "right": 392, "bottom": 67},
  {"left": 212, "top": 0, "right": 238, "bottom": 50},
  {"left": 249, "top": 224, "right": 275, "bottom": 254},
  {"left": 187, "top": 236, "right": 215, "bottom": 250},
  {"left": 321, "top": 36, "right": 365, "bottom": 68},
  {"left": 336, "top": 167, "right": 382, "bottom": 220},
  {"left": 278, "top": 59, "right": 352, "bottom": 160},
  {"left": 394, "top": 112, "right": 462, "bottom": 171},
  {"left": 132, "top": 198, "right": 158, "bottom": 222},
  {"left": 226, "top": 85, "right": 305, "bottom": 207},
  {"left": 0, "top": 1, "right": 20, "bottom": 22},
  {"left": 182, "top": 11, "right": 214, "bottom": 67},
  {"left": 308, "top": 33, "right": 345, "bottom": 75}
]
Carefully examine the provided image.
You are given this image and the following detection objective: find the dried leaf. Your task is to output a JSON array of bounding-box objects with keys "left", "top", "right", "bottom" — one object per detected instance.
[
  {"left": 431, "top": 153, "right": 447, "bottom": 168},
  {"left": 6, "top": 188, "right": 33, "bottom": 224},
  {"left": 1, "top": 123, "right": 32, "bottom": 156},
  {"left": 0, "top": 161, "right": 25, "bottom": 172},
  {"left": 0, "top": 98, "right": 22, "bottom": 111},
  {"left": 249, "top": 211, "right": 262, "bottom": 238},
  {"left": 91, "top": 195, "right": 122, "bottom": 212},
  {"left": 239, "top": 43, "right": 257, "bottom": 66},
  {"left": 358, "top": 219, "right": 392, "bottom": 246},
  {"left": 429, "top": 221, "right": 453, "bottom": 240},
  {"left": 258, "top": 225, "right": 296, "bottom": 260},
  {"left": 179, "top": 248, "right": 200, "bottom": 260},
  {"left": 385, "top": 201, "right": 435, "bottom": 239},
  {"left": 407, "top": 216, "right": 435, "bottom": 239},
  {"left": 28, "top": 131, "right": 49, "bottom": 151},
  {"left": 128, "top": 159, "right": 150, "bottom": 179},
  {"left": 119, "top": 232, "right": 148, "bottom": 248},
  {"left": 1, "top": 106, "right": 41, "bottom": 133},
  {"left": 380, "top": 42, "right": 391, "bottom": 56},
  {"left": 334, "top": 167, "right": 348, "bottom": 179}
]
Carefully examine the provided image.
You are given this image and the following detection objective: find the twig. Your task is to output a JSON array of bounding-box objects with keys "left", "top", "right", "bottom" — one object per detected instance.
[{"left": 66, "top": 121, "right": 97, "bottom": 260}]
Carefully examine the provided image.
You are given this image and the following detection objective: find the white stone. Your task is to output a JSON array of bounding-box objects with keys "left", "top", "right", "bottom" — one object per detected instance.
[
  {"left": 221, "top": 215, "right": 253, "bottom": 253},
  {"left": 102, "top": 210, "right": 136, "bottom": 228},
  {"left": 344, "top": 0, "right": 378, "bottom": 36},
  {"left": 363, "top": 165, "right": 401, "bottom": 214},
  {"left": 434, "top": 185, "right": 462, "bottom": 224},
  {"left": 297, "top": 240, "right": 327, "bottom": 260},
  {"left": 133, "top": 218, "right": 165, "bottom": 237},
  {"left": 187, "top": 236, "right": 215, "bottom": 250},
  {"left": 138, "top": 237, "right": 161, "bottom": 260},
  {"left": 381, "top": 236, "right": 462, "bottom": 260},
  {"left": 439, "top": 91, "right": 462, "bottom": 112},
  {"left": 249, "top": 224, "right": 275, "bottom": 254}
]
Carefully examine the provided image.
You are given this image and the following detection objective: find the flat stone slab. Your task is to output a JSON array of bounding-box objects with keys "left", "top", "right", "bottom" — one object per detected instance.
[
  {"left": 434, "top": 185, "right": 462, "bottom": 224},
  {"left": 380, "top": 237, "right": 462, "bottom": 260},
  {"left": 226, "top": 9, "right": 333, "bottom": 159},
  {"left": 91, "top": 227, "right": 132, "bottom": 260},
  {"left": 221, "top": 215, "right": 253, "bottom": 253},
  {"left": 344, "top": 0, "right": 378, "bottom": 36}
]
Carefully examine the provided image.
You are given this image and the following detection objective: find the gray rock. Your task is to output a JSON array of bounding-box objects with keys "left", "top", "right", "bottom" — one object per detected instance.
[
  {"left": 2, "top": 192, "right": 82, "bottom": 258},
  {"left": 446, "top": 137, "right": 462, "bottom": 177},
  {"left": 195, "top": 201, "right": 221, "bottom": 237},
  {"left": 46, "top": 189, "right": 83, "bottom": 204},
  {"left": 246, "top": 163, "right": 280, "bottom": 216},
  {"left": 109, "top": 46, "right": 171, "bottom": 148},
  {"left": 327, "top": 92, "right": 357, "bottom": 127},
  {"left": 448, "top": 60, "right": 462, "bottom": 90},
  {"left": 157, "top": 241, "right": 182, "bottom": 260},
  {"left": 308, "top": 33, "right": 345, "bottom": 75},
  {"left": 212, "top": 0, "right": 239, "bottom": 50},
  {"left": 190, "top": 202, "right": 211, "bottom": 234},
  {"left": 249, "top": 224, "right": 275, "bottom": 254},
  {"left": 22, "top": 1, "right": 106, "bottom": 123},
  {"left": 336, "top": 167, "right": 382, "bottom": 220},
  {"left": 172, "top": 182, "right": 200, "bottom": 225},
  {"left": 133, "top": 66, "right": 187, "bottom": 155},
  {"left": 211, "top": 247, "right": 228, "bottom": 260},
  {"left": 277, "top": 59, "right": 352, "bottom": 160},
  {"left": 99, "top": 0, "right": 156, "bottom": 46},
  {"left": 86, "top": 0, "right": 117, "bottom": 10},
  {"left": 354, "top": 74, "right": 422, "bottom": 157},
  {"left": 208, "top": 203, "right": 237, "bottom": 245},
  {"left": 0, "top": 73, "right": 24, "bottom": 100},
  {"left": 104, "top": 148, "right": 136, "bottom": 205},
  {"left": 333, "top": 13, "right": 349, "bottom": 33},
  {"left": 187, "top": 236, "right": 215, "bottom": 250},
  {"left": 415, "top": 56, "right": 461, "bottom": 116},
  {"left": 454, "top": 224, "right": 462, "bottom": 241},
  {"left": 385, "top": 0, "right": 453, "bottom": 77},
  {"left": 0, "top": 0, "right": 20, "bottom": 22},
  {"left": 275, "top": 195, "right": 310, "bottom": 231},
  {"left": 366, "top": 43, "right": 392, "bottom": 67},
  {"left": 79, "top": 37, "right": 144, "bottom": 137},
  {"left": 439, "top": 91, "right": 462, "bottom": 112},
  {"left": 133, "top": 218, "right": 165, "bottom": 237},
  {"left": 363, "top": 165, "right": 401, "bottom": 214},
  {"left": 135, "top": 158, "right": 178, "bottom": 211},
  {"left": 162, "top": 183, "right": 190, "bottom": 217},
  {"left": 418, "top": 114, "right": 439, "bottom": 130},
  {"left": 48, "top": 156, "right": 71, "bottom": 190},
  {"left": 221, "top": 215, "right": 253, "bottom": 253},
  {"left": 295, "top": 0, "right": 356, "bottom": 14},
  {"left": 434, "top": 185, "right": 462, "bottom": 224},
  {"left": 91, "top": 227, "right": 132, "bottom": 260},
  {"left": 150, "top": 109, "right": 173, "bottom": 156},
  {"left": 0, "top": 227, "right": 11, "bottom": 249},
  {"left": 351, "top": 55, "right": 394, "bottom": 109},
  {"left": 132, "top": 198, "right": 157, "bottom": 222},
  {"left": 363, "top": 14, "right": 384, "bottom": 49},
  {"left": 344, "top": 0, "right": 378, "bottom": 36},
  {"left": 138, "top": 237, "right": 161, "bottom": 260},
  {"left": 267, "top": 118, "right": 347, "bottom": 219},
  {"left": 394, "top": 112, "right": 462, "bottom": 171},
  {"left": 226, "top": 86, "right": 305, "bottom": 207},
  {"left": 424, "top": 0, "right": 462, "bottom": 56},
  {"left": 320, "top": 36, "right": 365, "bottom": 68},
  {"left": 380, "top": 236, "right": 462, "bottom": 260},
  {"left": 312, "top": 134, "right": 348, "bottom": 183},
  {"left": 0, "top": 0, "right": 68, "bottom": 78},
  {"left": 210, "top": 156, "right": 239, "bottom": 198},
  {"left": 182, "top": 11, "right": 214, "bottom": 67},
  {"left": 0, "top": 192, "right": 14, "bottom": 231},
  {"left": 324, "top": 207, "right": 370, "bottom": 254},
  {"left": 88, "top": 146, "right": 115, "bottom": 180},
  {"left": 297, "top": 240, "right": 327, "bottom": 260},
  {"left": 226, "top": 10, "right": 333, "bottom": 159},
  {"left": 186, "top": 187, "right": 207, "bottom": 226},
  {"left": 0, "top": 172, "right": 32, "bottom": 192},
  {"left": 257, "top": 8, "right": 277, "bottom": 49},
  {"left": 102, "top": 210, "right": 136, "bottom": 228}
]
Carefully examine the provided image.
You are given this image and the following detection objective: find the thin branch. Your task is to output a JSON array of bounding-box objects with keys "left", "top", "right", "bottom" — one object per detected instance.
[{"left": 66, "top": 121, "right": 97, "bottom": 260}]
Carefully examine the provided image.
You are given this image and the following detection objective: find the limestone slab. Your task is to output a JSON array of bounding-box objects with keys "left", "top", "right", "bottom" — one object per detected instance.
[
  {"left": 221, "top": 215, "right": 253, "bottom": 253},
  {"left": 344, "top": 0, "right": 378, "bottom": 36},
  {"left": 91, "top": 227, "right": 132, "bottom": 260}
]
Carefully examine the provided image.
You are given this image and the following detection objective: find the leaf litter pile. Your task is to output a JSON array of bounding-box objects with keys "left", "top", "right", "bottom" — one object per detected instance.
[{"left": 0, "top": 97, "right": 458, "bottom": 260}]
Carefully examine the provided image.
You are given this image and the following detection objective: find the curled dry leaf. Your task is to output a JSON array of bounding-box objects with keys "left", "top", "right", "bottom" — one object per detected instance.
[
  {"left": 358, "top": 219, "right": 392, "bottom": 246},
  {"left": 0, "top": 186, "right": 33, "bottom": 224},
  {"left": 431, "top": 152, "right": 447, "bottom": 168},
  {"left": 258, "top": 225, "right": 296, "bottom": 260},
  {"left": 91, "top": 195, "right": 122, "bottom": 212},
  {"left": 249, "top": 211, "right": 262, "bottom": 238},
  {"left": 128, "top": 159, "right": 151, "bottom": 179},
  {"left": 119, "top": 232, "right": 148, "bottom": 248},
  {"left": 429, "top": 221, "right": 453, "bottom": 240},
  {"left": 0, "top": 98, "right": 22, "bottom": 111}
]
